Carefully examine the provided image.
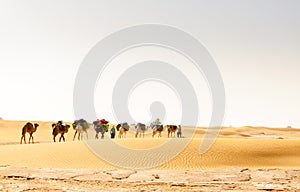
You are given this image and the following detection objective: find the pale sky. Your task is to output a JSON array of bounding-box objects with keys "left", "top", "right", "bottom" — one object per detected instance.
[{"left": 0, "top": 0, "right": 299, "bottom": 127}]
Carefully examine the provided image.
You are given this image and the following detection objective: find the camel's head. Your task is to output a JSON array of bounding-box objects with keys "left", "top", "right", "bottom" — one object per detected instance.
[
  {"left": 116, "top": 124, "right": 121, "bottom": 131},
  {"left": 34, "top": 123, "right": 39, "bottom": 128}
]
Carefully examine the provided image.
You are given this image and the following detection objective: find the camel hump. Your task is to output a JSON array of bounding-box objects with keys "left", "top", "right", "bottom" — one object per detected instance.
[
  {"left": 22, "top": 122, "right": 33, "bottom": 135},
  {"left": 23, "top": 122, "right": 33, "bottom": 128},
  {"left": 157, "top": 125, "right": 164, "bottom": 131},
  {"left": 25, "top": 122, "right": 33, "bottom": 126}
]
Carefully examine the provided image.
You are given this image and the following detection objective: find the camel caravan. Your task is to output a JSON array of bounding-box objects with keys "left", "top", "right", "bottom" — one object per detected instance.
[{"left": 20, "top": 118, "right": 183, "bottom": 144}]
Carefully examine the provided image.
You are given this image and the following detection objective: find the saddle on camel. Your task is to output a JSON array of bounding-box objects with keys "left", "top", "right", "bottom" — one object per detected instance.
[{"left": 97, "top": 119, "right": 109, "bottom": 132}]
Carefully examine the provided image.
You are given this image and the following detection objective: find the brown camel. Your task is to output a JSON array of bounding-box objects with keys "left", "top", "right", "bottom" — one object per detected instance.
[
  {"left": 166, "top": 125, "right": 178, "bottom": 137},
  {"left": 52, "top": 123, "right": 70, "bottom": 142},
  {"left": 20, "top": 122, "right": 39, "bottom": 144},
  {"left": 116, "top": 122, "right": 130, "bottom": 138},
  {"left": 151, "top": 124, "right": 164, "bottom": 138}
]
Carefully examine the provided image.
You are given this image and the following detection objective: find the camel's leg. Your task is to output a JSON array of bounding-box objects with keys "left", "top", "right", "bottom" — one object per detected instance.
[
  {"left": 59, "top": 133, "right": 65, "bottom": 142},
  {"left": 20, "top": 135, "right": 25, "bottom": 144},
  {"left": 135, "top": 132, "right": 138, "bottom": 138},
  {"left": 73, "top": 131, "right": 77, "bottom": 141},
  {"left": 62, "top": 134, "right": 65, "bottom": 142},
  {"left": 23, "top": 134, "right": 27, "bottom": 144},
  {"left": 78, "top": 132, "right": 81, "bottom": 140},
  {"left": 30, "top": 133, "right": 34, "bottom": 144},
  {"left": 95, "top": 133, "right": 98, "bottom": 139},
  {"left": 59, "top": 134, "right": 64, "bottom": 142},
  {"left": 85, "top": 130, "right": 88, "bottom": 140},
  {"left": 81, "top": 131, "right": 84, "bottom": 140},
  {"left": 53, "top": 134, "right": 56, "bottom": 142},
  {"left": 101, "top": 132, "right": 104, "bottom": 139}
]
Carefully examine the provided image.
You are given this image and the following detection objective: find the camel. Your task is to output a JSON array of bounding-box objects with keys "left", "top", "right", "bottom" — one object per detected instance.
[
  {"left": 117, "top": 122, "right": 130, "bottom": 138},
  {"left": 151, "top": 124, "right": 164, "bottom": 138},
  {"left": 72, "top": 119, "right": 89, "bottom": 141},
  {"left": 20, "top": 122, "right": 39, "bottom": 144},
  {"left": 135, "top": 123, "right": 146, "bottom": 138},
  {"left": 52, "top": 122, "right": 70, "bottom": 142},
  {"left": 166, "top": 125, "right": 178, "bottom": 137},
  {"left": 93, "top": 121, "right": 106, "bottom": 139}
]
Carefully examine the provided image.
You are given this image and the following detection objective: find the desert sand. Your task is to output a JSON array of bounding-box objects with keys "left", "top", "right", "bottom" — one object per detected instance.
[{"left": 0, "top": 119, "right": 299, "bottom": 191}]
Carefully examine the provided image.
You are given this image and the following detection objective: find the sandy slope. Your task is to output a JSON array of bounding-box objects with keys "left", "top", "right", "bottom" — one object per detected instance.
[{"left": 0, "top": 120, "right": 299, "bottom": 170}]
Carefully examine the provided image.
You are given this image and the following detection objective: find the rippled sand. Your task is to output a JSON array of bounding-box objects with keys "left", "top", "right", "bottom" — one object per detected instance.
[{"left": 0, "top": 120, "right": 299, "bottom": 191}]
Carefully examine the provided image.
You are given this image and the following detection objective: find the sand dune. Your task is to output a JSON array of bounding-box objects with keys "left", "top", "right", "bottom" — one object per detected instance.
[
  {"left": 0, "top": 120, "right": 299, "bottom": 170},
  {"left": 0, "top": 120, "right": 300, "bottom": 191}
]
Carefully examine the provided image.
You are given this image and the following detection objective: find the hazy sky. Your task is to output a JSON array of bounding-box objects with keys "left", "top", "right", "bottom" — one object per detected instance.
[{"left": 0, "top": 0, "right": 299, "bottom": 127}]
